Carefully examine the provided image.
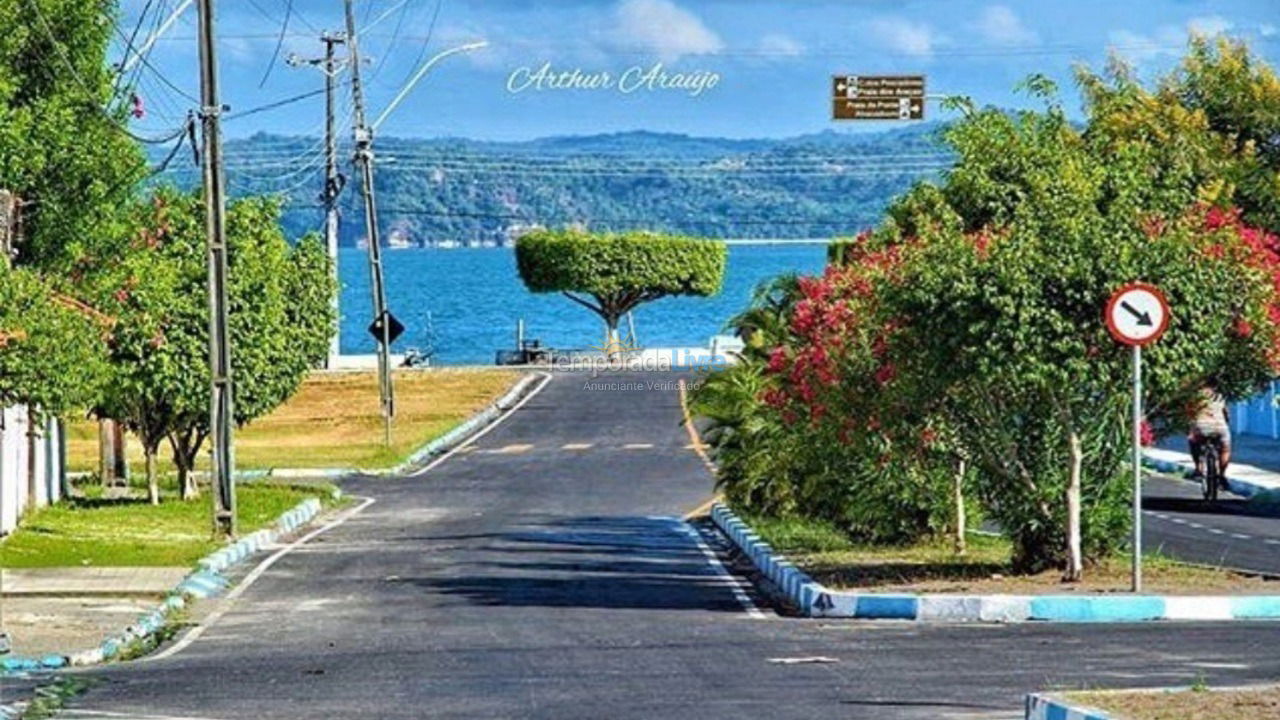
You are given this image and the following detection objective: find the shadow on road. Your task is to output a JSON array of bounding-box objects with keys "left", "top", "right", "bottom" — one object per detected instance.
[{"left": 404, "top": 515, "right": 746, "bottom": 612}]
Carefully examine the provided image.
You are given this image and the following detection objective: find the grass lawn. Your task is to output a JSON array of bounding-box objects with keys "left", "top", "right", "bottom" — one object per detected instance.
[
  {"left": 66, "top": 368, "right": 521, "bottom": 473},
  {"left": 1069, "top": 685, "right": 1280, "bottom": 720},
  {"left": 741, "top": 511, "right": 1278, "bottom": 595},
  {"left": 0, "top": 483, "right": 336, "bottom": 568}
]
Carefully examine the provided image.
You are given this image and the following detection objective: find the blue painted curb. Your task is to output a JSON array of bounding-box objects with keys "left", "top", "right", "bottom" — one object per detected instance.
[
  {"left": 710, "top": 502, "right": 1280, "bottom": 623},
  {"left": 3, "top": 496, "right": 326, "bottom": 673},
  {"left": 1026, "top": 693, "right": 1112, "bottom": 719}
]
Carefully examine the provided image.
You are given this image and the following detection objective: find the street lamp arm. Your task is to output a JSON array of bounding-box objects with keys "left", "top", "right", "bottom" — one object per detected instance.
[{"left": 371, "top": 40, "right": 488, "bottom": 132}]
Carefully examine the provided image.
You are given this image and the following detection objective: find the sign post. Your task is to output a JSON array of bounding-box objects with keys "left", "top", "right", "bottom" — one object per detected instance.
[
  {"left": 832, "top": 75, "right": 925, "bottom": 120},
  {"left": 1105, "top": 282, "right": 1170, "bottom": 593}
]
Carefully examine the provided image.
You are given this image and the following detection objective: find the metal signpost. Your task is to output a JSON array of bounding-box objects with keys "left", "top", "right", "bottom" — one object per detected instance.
[
  {"left": 1105, "top": 282, "right": 1170, "bottom": 593},
  {"left": 832, "top": 75, "right": 925, "bottom": 120}
]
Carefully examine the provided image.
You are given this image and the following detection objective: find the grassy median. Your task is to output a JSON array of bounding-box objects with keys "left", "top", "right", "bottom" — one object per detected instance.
[
  {"left": 0, "top": 483, "right": 335, "bottom": 568},
  {"left": 1068, "top": 685, "right": 1280, "bottom": 720},
  {"left": 742, "top": 511, "right": 1277, "bottom": 594},
  {"left": 66, "top": 368, "right": 521, "bottom": 472}
]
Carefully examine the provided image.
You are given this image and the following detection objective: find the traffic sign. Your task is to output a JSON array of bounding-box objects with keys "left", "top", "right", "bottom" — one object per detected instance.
[
  {"left": 368, "top": 311, "right": 405, "bottom": 345},
  {"left": 1105, "top": 282, "right": 1169, "bottom": 347},
  {"left": 832, "top": 75, "right": 925, "bottom": 120}
]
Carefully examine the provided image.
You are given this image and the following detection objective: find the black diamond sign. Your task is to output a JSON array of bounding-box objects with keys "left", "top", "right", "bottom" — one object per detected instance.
[{"left": 367, "top": 311, "right": 405, "bottom": 345}]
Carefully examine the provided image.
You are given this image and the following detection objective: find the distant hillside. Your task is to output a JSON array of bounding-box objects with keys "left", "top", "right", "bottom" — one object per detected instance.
[{"left": 151, "top": 125, "right": 954, "bottom": 247}]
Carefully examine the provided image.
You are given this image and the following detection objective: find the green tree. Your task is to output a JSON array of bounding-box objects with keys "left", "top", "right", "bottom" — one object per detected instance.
[
  {"left": 0, "top": 265, "right": 107, "bottom": 416},
  {"left": 515, "top": 229, "right": 726, "bottom": 354},
  {"left": 0, "top": 0, "right": 146, "bottom": 270},
  {"left": 97, "top": 189, "right": 335, "bottom": 503}
]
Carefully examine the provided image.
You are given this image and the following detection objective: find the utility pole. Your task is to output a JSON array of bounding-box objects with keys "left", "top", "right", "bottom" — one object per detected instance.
[
  {"left": 343, "top": 0, "right": 395, "bottom": 446},
  {"left": 288, "top": 33, "right": 347, "bottom": 369},
  {"left": 196, "top": 0, "right": 235, "bottom": 537}
]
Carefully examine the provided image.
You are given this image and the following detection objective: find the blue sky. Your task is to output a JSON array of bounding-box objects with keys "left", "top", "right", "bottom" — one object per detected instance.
[{"left": 118, "top": 0, "right": 1280, "bottom": 141}]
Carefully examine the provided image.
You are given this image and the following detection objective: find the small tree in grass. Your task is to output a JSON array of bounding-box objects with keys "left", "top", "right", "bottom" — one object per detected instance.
[
  {"left": 96, "top": 188, "right": 335, "bottom": 503},
  {"left": 515, "top": 229, "right": 727, "bottom": 355}
]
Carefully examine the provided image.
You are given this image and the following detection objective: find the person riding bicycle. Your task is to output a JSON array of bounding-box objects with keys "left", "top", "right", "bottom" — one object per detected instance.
[{"left": 1188, "top": 381, "right": 1231, "bottom": 489}]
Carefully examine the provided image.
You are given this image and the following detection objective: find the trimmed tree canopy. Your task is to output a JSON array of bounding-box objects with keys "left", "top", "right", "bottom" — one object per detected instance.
[{"left": 515, "top": 229, "right": 727, "bottom": 337}]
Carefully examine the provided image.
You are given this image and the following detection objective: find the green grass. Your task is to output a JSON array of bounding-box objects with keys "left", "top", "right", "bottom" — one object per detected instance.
[
  {"left": 737, "top": 507, "right": 1276, "bottom": 595},
  {"left": 0, "top": 483, "right": 335, "bottom": 568},
  {"left": 66, "top": 368, "right": 521, "bottom": 473}
]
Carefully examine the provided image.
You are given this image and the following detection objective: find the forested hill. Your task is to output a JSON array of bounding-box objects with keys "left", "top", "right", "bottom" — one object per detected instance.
[{"left": 150, "top": 124, "right": 953, "bottom": 247}]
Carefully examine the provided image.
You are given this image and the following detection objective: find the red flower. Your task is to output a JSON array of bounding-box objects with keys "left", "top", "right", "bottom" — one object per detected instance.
[
  {"left": 1235, "top": 317, "right": 1254, "bottom": 338},
  {"left": 766, "top": 346, "right": 787, "bottom": 374},
  {"left": 114, "top": 288, "right": 130, "bottom": 303},
  {"left": 1139, "top": 420, "right": 1156, "bottom": 447},
  {"left": 874, "top": 362, "right": 897, "bottom": 386}
]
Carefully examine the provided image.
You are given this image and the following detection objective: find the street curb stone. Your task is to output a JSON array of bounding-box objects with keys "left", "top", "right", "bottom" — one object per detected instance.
[
  {"left": 1025, "top": 693, "right": 1112, "bottom": 719},
  {"left": 710, "top": 502, "right": 1280, "bottom": 622},
  {"left": 2, "top": 495, "right": 328, "bottom": 673}
]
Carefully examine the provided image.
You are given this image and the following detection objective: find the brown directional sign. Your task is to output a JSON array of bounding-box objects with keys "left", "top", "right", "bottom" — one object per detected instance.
[{"left": 832, "top": 75, "right": 925, "bottom": 120}]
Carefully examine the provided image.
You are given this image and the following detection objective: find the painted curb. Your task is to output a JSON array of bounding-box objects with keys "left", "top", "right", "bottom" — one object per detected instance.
[
  {"left": 2, "top": 496, "right": 327, "bottom": 672},
  {"left": 1026, "top": 694, "right": 1112, "bottom": 720},
  {"left": 373, "top": 371, "right": 546, "bottom": 476},
  {"left": 710, "top": 502, "right": 1280, "bottom": 623}
]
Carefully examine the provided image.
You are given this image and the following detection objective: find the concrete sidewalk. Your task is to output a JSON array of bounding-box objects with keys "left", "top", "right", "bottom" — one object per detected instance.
[
  {"left": 0, "top": 568, "right": 188, "bottom": 657},
  {"left": 1, "top": 568, "right": 188, "bottom": 597}
]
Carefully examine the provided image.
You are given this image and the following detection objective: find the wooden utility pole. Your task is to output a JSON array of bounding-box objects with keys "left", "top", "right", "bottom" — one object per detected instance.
[
  {"left": 196, "top": 0, "right": 235, "bottom": 537},
  {"left": 343, "top": 0, "right": 395, "bottom": 446}
]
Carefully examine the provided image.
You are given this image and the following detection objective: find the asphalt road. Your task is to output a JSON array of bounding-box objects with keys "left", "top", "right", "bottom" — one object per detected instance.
[
  {"left": 1143, "top": 472, "right": 1280, "bottom": 575},
  {"left": 40, "top": 370, "right": 1280, "bottom": 719}
]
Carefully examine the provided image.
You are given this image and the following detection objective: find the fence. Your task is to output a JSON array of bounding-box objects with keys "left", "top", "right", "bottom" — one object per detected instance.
[{"left": 0, "top": 405, "right": 66, "bottom": 535}]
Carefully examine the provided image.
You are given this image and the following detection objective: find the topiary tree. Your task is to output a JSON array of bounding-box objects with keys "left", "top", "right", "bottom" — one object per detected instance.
[
  {"left": 95, "top": 188, "right": 335, "bottom": 503},
  {"left": 515, "top": 229, "right": 726, "bottom": 355}
]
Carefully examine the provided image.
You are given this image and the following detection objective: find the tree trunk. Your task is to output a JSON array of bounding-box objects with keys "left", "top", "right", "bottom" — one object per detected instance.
[
  {"left": 169, "top": 431, "right": 201, "bottom": 501},
  {"left": 144, "top": 445, "right": 159, "bottom": 506},
  {"left": 953, "top": 457, "right": 967, "bottom": 555},
  {"left": 603, "top": 317, "right": 622, "bottom": 360},
  {"left": 1063, "top": 428, "right": 1084, "bottom": 582}
]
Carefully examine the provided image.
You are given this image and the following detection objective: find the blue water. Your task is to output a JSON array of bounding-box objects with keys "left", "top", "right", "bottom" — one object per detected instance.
[{"left": 338, "top": 245, "right": 827, "bottom": 365}]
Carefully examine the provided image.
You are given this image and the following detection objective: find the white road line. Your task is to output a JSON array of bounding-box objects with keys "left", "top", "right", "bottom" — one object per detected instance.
[
  {"left": 1266, "top": 539, "right": 1280, "bottom": 546},
  {"left": 680, "top": 523, "right": 767, "bottom": 619},
  {"left": 622, "top": 443, "right": 655, "bottom": 450},
  {"left": 1231, "top": 533, "right": 1252, "bottom": 540},
  {"left": 51, "top": 707, "right": 225, "bottom": 712},
  {"left": 146, "top": 496, "right": 376, "bottom": 663},
  {"left": 1207, "top": 528, "right": 1226, "bottom": 535},
  {"left": 1188, "top": 522, "right": 1205, "bottom": 529},
  {"left": 409, "top": 372, "right": 552, "bottom": 478},
  {"left": 561, "top": 443, "right": 592, "bottom": 450},
  {"left": 1171, "top": 517, "right": 1187, "bottom": 524}
]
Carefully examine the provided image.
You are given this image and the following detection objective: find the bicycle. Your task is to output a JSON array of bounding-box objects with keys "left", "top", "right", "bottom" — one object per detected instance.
[{"left": 1199, "top": 435, "right": 1224, "bottom": 502}]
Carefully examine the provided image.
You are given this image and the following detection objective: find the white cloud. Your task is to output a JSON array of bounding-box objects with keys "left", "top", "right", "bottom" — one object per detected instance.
[
  {"left": 973, "top": 5, "right": 1039, "bottom": 46},
  {"left": 1109, "top": 16, "right": 1233, "bottom": 65},
  {"left": 1187, "top": 15, "right": 1232, "bottom": 38},
  {"left": 868, "top": 17, "right": 938, "bottom": 58},
  {"left": 1262, "top": 24, "right": 1277, "bottom": 38},
  {"left": 758, "top": 33, "right": 804, "bottom": 57},
  {"left": 609, "top": 0, "right": 723, "bottom": 62}
]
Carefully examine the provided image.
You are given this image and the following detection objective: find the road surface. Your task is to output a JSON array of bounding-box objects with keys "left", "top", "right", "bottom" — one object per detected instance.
[{"left": 43, "top": 371, "right": 1280, "bottom": 719}]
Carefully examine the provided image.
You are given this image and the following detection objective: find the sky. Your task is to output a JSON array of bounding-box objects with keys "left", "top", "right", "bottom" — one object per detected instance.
[{"left": 117, "top": 0, "right": 1280, "bottom": 142}]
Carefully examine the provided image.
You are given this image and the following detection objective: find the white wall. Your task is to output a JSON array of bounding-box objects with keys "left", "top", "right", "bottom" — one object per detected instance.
[{"left": 0, "top": 405, "right": 64, "bottom": 535}]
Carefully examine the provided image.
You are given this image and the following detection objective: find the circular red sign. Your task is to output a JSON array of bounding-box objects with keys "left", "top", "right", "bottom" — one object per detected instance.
[{"left": 1105, "top": 282, "right": 1170, "bottom": 347}]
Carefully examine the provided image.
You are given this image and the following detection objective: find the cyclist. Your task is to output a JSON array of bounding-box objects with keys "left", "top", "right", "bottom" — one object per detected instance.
[{"left": 1188, "top": 381, "right": 1231, "bottom": 489}]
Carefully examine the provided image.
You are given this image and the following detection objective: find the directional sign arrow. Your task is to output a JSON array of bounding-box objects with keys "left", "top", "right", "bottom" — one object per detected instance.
[{"left": 1120, "top": 300, "right": 1153, "bottom": 327}]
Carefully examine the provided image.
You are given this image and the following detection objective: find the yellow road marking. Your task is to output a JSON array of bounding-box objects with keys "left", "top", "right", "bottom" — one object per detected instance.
[
  {"left": 677, "top": 378, "right": 718, "bottom": 476},
  {"left": 682, "top": 494, "right": 723, "bottom": 520}
]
